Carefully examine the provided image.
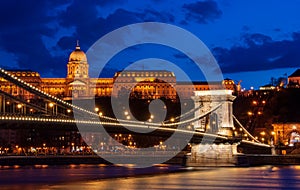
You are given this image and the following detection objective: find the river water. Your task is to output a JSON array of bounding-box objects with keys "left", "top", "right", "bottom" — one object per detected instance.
[{"left": 1, "top": 165, "right": 300, "bottom": 189}]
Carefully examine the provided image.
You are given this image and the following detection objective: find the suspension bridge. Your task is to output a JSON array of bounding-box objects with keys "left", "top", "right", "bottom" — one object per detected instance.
[{"left": 0, "top": 67, "right": 272, "bottom": 166}]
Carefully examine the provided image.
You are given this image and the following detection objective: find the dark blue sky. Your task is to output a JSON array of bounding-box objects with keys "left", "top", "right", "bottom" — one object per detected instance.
[{"left": 0, "top": 0, "right": 300, "bottom": 89}]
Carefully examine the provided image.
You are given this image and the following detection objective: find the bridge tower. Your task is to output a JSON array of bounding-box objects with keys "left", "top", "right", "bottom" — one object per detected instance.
[
  {"left": 187, "top": 90, "right": 243, "bottom": 166},
  {"left": 192, "top": 89, "right": 235, "bottom": 136}
]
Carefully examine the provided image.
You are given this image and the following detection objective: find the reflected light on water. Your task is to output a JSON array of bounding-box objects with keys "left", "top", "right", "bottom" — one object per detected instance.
[{"left": 1, "top": 165, "right": 300, "bottom": 189}]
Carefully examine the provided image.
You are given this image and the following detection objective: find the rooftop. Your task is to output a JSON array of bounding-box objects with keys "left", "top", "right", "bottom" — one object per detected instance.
[{"left": 289, "top": 69, "right": 300, "bottom": 77}]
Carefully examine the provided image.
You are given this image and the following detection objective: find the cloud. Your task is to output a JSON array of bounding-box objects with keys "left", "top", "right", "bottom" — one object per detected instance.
[
  {"left": 56, "top": 4, "right": 176, "bottom": 76},
  {"left": 0, "top": 1, "right": 66, "bottom": 76},
  {"left": 0, "top": 0, "right": 176, "bottom": 77},
  {"left": 213, "top": 32, "right": 300, "bottom": 73},
  {"left": 96, "top": 0, "right": 125, "bottom": 6},
  {"left": 182, "top": 0, "right": 222, "bottom": 24}
]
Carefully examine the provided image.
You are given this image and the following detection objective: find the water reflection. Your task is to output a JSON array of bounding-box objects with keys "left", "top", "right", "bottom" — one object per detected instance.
[{"left": 1, "top": 165, "right": 300, "bottom": 189}]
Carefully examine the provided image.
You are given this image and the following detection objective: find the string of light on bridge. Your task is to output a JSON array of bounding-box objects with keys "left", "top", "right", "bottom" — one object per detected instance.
[
  {"left": 0, "top": 67, "right": 220, "bottom": 128},
  {"left": 0, "top": 67, "right": 268, "bottom": 147}
]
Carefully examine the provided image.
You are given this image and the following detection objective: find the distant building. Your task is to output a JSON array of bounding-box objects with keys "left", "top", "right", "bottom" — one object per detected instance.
[
  {"left": 259, "top": 84, "right": 276, "bottom": 91},
  {"left": 272, "top": 123, "right": 300, "bottom": 146},
  {"left": 288, "top": 69, "right": 300, "bottom": 88},
  {"left": 0, "top": 42, "right": 238, "bottom": 101}
]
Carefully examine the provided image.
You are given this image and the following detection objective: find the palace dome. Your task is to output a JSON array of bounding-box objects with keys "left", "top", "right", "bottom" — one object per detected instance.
[{"left": 68, "top": 42, "right": 87, "bottom": 62}]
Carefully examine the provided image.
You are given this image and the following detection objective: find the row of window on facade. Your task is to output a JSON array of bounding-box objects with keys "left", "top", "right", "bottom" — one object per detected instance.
[
  {"left": 10, "top": 72, "right": 40, "bottom": 77},
  {"left": 116, "top": 72, "right": 174, "bottom": 77}
]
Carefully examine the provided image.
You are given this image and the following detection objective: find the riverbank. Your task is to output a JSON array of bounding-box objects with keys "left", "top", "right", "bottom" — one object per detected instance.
[
  {"left": 246, "top": 154, "right": 300, "bottom": 166},
  {"left": 0, "top": 154, "right": 185, "bottom": 166},
  {"left": 1, "top": 154, "right": 300, "bottom": 167}
]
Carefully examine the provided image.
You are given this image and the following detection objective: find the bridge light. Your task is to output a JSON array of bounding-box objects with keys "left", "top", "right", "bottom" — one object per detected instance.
[
  {"left": 99, "top": 112, "right": 103, "bottom": 116},
  {"left": 95, "top": 107, "right": 99, "bottom": 112},
  {"left": 124, "top": 111, "right": 129, "bottom": 116},
  {"left": 67, "top": 109, "right": 71, "bottom": 113},
  {"left": 48, "top": 102, "right": 54, "bottom": 108},
  {"left": 252, "top": 100, "right": 257, "bottom": 105},
  {"left": 170, "top": 118, "right": 175, "bottom": 122}
]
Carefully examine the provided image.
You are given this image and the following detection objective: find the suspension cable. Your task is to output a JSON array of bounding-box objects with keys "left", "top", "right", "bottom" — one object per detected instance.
[{"left": 233, "top": 115, "right": 261, "bottom": 143}]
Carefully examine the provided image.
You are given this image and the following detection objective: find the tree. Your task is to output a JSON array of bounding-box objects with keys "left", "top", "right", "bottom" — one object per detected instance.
[{"left": 270, "top": 77, "right": 286, "bottom": 87}]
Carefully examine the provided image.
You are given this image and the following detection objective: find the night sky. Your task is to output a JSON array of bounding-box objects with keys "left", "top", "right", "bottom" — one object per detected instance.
[{"left": 0, "top": 0, "right": 300, "bottom": 89}]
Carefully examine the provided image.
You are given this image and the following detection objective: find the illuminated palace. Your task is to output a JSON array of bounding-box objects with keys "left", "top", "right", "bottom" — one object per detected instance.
[{"left": 0, "top": 42, "right": 237, "bottom": 100}]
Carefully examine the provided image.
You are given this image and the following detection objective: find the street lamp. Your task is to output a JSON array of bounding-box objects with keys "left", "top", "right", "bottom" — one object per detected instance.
[
  {"left": 260, "top": 131, "right": 266, "bottom": 136},
  {"left": 17, "top": 104, "right": 22, "bottom": 114},
  {"left": 43, "top": 143, "right": 46, "bottom": 155},
  {"left": 48, "top": 102, "right": 57, "bottom": 115},
  {"left": 271, "top": 131, "right": 275, "bottom": 136}
]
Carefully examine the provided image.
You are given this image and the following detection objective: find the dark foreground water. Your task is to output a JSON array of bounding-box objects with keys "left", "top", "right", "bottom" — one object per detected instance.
[{"left": 1, "top": 164, "right": 300, "bottom": 189}]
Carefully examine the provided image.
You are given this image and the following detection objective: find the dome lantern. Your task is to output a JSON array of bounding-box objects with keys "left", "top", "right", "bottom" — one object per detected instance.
[{"left": 68, "top": 40, "right": 87, "bottom": 62}]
